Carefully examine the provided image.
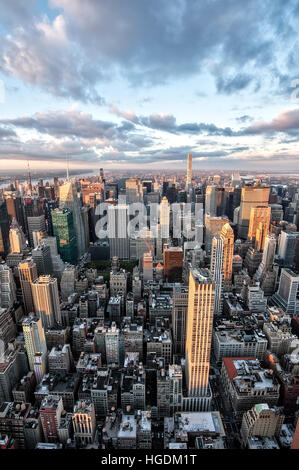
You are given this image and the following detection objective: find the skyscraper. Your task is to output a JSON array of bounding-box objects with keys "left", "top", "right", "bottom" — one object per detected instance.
[
  {"left": 205, "top": 185, "right": 218, "bottom": 216},
  {"left": 108, "top": 203, "right": 130, "bottom": 259},
  {"left": 248, "top": 206, "right": 271, "bottom": 250},
  {"left": 59, "top": 181, "right": 86, "bottom": 258},
  {"left": 210, "top": 237, "right": 224, "bottom": 314},
  {"left": 160, "top": 197, "right": 170, "bottom": 239},
  {"left": 22, "top": 316, "right": 47, "bottom": 372},
  {"left": 125, "top": 177, "right": 143, "bottom": 204},
  {"left": 278, "top": 231, "right": 299, "bottom": 267},
  {"left": 31, "top": 275, "right": 61, "bottom": 328},
  {"left": 27, "top": 215, "right": 46, "bottom": 248},
  {"left": 238, "top": 186, "right": 270, "bottom": 239},
  {"left": 51, "top": 208, "right": 77, "bottom": 265},
  {"left": 32, "top": 244, "right": 53, "bottom": 276},
  {"left": 185, "top": 268, "right": 215, "bottom": 396},
  {"left": 220, "top": 222, "right": 234, "bottom": 288},
  {"left": 18, "top": 259, "right": 38, "bottom": 314}
]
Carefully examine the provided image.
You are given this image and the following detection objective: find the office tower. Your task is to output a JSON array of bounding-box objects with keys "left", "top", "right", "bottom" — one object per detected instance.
[
  {"left": 248, "top": 206, "right": 271, "bottom": 250},
  {"left": 160, "top": 197, "right": 170, "bottom": 239},
  {"left": 255, "top": 234, "right": 277, "bottom": 281},
  {"left": 163, "top": 246, "right": 183, "bottom": 282},
  {"left": 204, "top": 214, "right": 229, "bottom": 254},
  {"left": 72, "top": 400, "right": 96, "bottom": 446},
  {"left": 0, "top": 307, "right": 16, "bottom": 348},
  {"left": 0, "top": 264, "right": 17, "bottom": 309},
  {"left": 22, "top": 316, "right": 47, "bottom": 372},
  {"left": 220, "top": 223, "right": 234, "bottom": 289},
  {"left": 172, "top": 286, "right": 188, "bottom": 355},
  {"left": 9, "top": 222, "right": 26, "bottom": 254},
  {"left": 5, "top": 194, "right": 25, "bottom": 229},
  {"left": 0, "top": 345, "right": 29, "bottom": 403},
  {"left": 0, "top": 201, "right": 10, "bottom": 257},
  {"left": 238, "top": 186, "right": 270, "bottom": 239},
  {"left": 185, "top": 268, "right": 215, "bottom": 396},
  {"left": 270, "top": 204, "right": 283, "bottom": 225},
  {"left": 32, "top": 244, "right": 53, "bottom": 276},
  {"left": 60, "top": 266, "right": 76, "bottom": 301},
  {"left": 59, "top": 181, "right": 86, "bottom": 258},
  {"left": 143, "top": 251, "right": 153, "bottom": 282},
  {"left": 31, "top": 275, "right": 61, "bottom": 328},
  {"left": 210, "top": 237, "right": 224, "bottom": 315},
  {"left": 27, "top": 215, "right": 46, "bottom": 247},
  {"left": 105, "top": 322, "right": 120, "bottom": 366},
  {"left": 51, "top": 208, "right": 77, "bottom": 265},
  {"left": 278, "top": 231, "right": 299, "bottom": 267},
  {"left": 125, "top": 177, "right": 143, "bottom": 204},
  {"left": 186, "top": 153, "right": 192, "bottom": 191},
  {"left": 205, "top": 185, "right": 218, "bottom": 216},
  {"left": 108, "top": 203, "right": 130, "bottom": 259},
  {"left": 272, "top": 268, "right": 299, "bottom": 315},
  {"left": 240, "top": 404, "right": 284, "bottom": 446},
  {"left": 18, "top": 259, "right": 38, "bottom": 314},
  {"left": 39, "top": 395, "right": 64, "bottom": 443}
]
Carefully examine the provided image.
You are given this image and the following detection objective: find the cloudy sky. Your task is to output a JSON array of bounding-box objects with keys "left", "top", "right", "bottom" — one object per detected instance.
[{"left": 0, "top": 0, "right": 299, "bottom": 172}]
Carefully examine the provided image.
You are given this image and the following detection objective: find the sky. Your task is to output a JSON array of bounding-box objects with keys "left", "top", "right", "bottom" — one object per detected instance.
[{"left": 0, "top": 0, "right": 299, "bottom": 172}]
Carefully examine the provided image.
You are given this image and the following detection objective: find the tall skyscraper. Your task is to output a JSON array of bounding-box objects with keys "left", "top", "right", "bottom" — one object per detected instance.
[
  {"left": 160, "top": 197, "right": 170, "bottom": 239},
  {"left": 31, "top": 275, "right": 61, "bottom": 328},
  {"left": 22, "top": 316, "right": 47, "bottom": 371},
  {"left": 186, "top": 153, "right": 192, "bottom": 191},
  {"left": 108, "top": 203, "right": 130, "bottom": 259},
  {"left": 27, "top": 215, "right": 46, "bottom": 248},
  {"left": 19, "top": 259, "right": 38, "bottom": 314},
  {"left": 0, "top": 264, "right": 17, "bottom": 309},
  {"left": 185, "top": 268, "right": 215, "bottom": 396},
  {"left": 210, "top": 237, "right": 224, "bottom": 314},
  {"left": 204, "top": 214, "right": 229, "bottom": 254},
  {"left": 255, "top": 233, "right": 277, "bottom": 280},
  {"left": 32, "top": 244, "right": 53, "bottom": 276},
  {"left": 278, "top": 231, "right": 299, "bottom": 267},
  {"left": 272, "top": 268, "right": 299, "bottom": 315},
  {"left": 248, "top": 206, "right": 271, "bottom": 250},
  {"left": 9, "top": 223, "right": 26, "bottom": 254},
  {"left": 205, "top": 185, "right": 218, "bottom": 216},
  {"left": 51, "top": 208, "right": 77, "bottom": 265},
  {"left": 163, "top": 245, "right": 183, "bottom": 282},
  {"left": 220, "top": 223, "right": 234, "bottom": 288},
  {"left": 125, "top": 177, "right": 143, "bottom": 204},
  {"left": 59, "top": 181, "right": 86, "bottom": 258},
  {"left": 238, "top": 186, "right": 270, "bottom": 239},
  {"left": 172, "top": 286, "right": 188, "bottom": 355}
]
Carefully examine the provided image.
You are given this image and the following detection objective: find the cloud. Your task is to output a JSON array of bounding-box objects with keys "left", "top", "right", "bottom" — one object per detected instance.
[
  {"left": 243, "top": 109, "right": 299, "bottom": 134},
  {"left": 0, "top": 0, "right": 298, "bottom": 102},
  {"left": 110, "top": 104, "right": 239, "bottom": 136}
]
